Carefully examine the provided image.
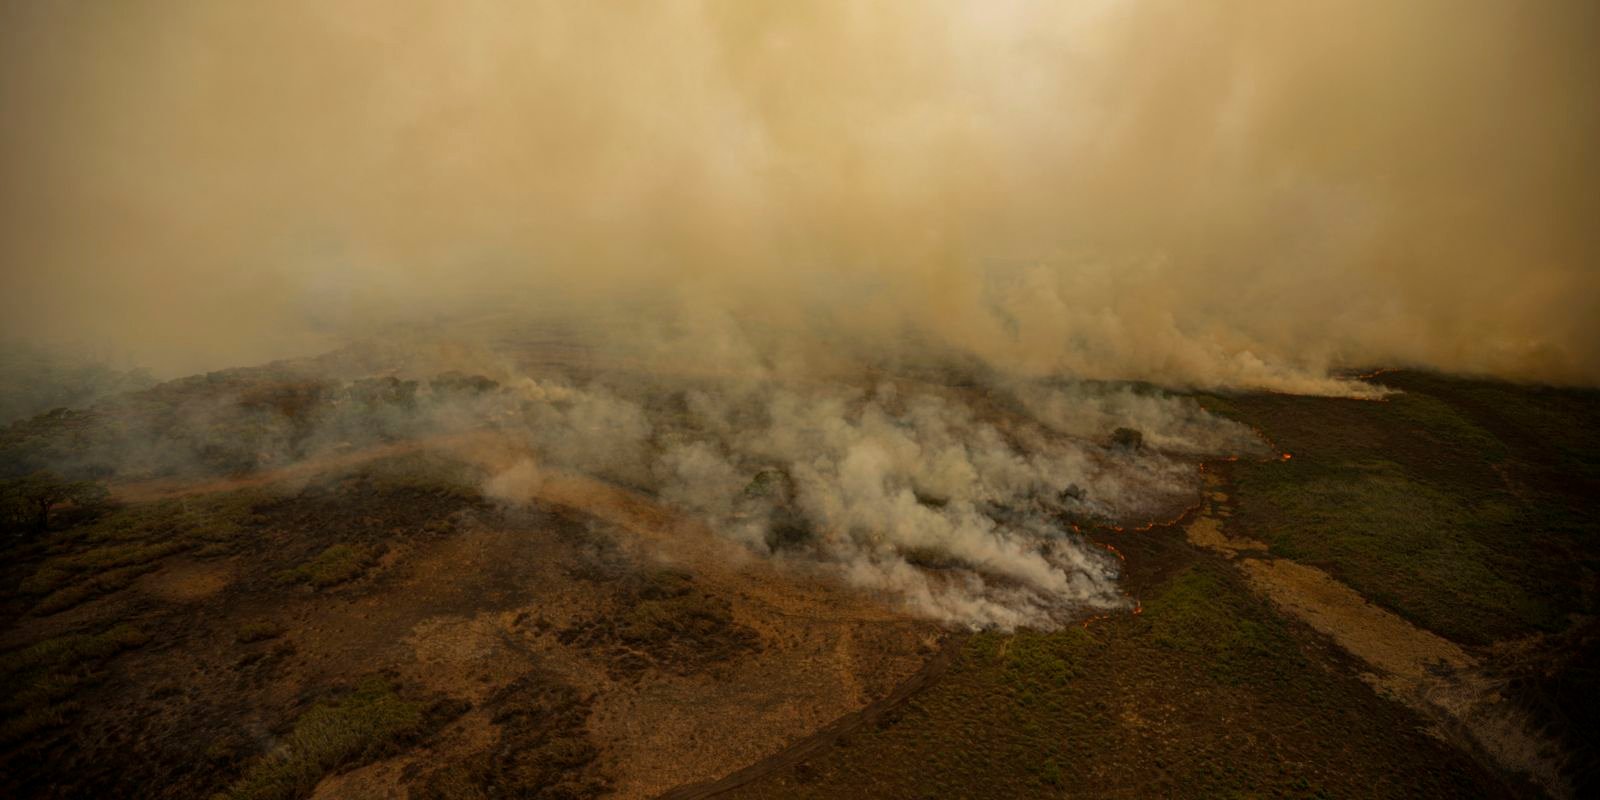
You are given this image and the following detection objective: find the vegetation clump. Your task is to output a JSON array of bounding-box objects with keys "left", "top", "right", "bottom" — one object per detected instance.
[
  {"left": 560, "top": 569, "right": 759, "bottom": 676},
  {"left": 236, "top": 621, "right": 286, "bottom": 644},
  {"left": 217, "top": 676, "right": 432, "bottom": 800},
  {"left": 428, "top": 372, "right": 500, "bottom": 396},
  {"left": 1110, "top": 427, "right": 1144, "bottom": 451},
  {"left": 414, "top": 676, "right": 607, "bottom": 800},
  {"left": 283, "top": 543, "right": 377, "bottom": 589},
  {"left": 9, "top": 495, "right": 263, "bottom": 615},
  {"left": 0, "top": 471, "right": 109, "bottom": 536}
]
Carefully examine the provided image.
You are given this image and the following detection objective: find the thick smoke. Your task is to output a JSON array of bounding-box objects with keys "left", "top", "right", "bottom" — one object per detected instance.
[
  {"left": 472, "top": 367, "right": 1264, "bottom": 629},
  {"left": 1, "top": 1, "right": 1595, "bottom": 387},
  {"left": 1, "top": 328, "right": 1258, "bottom": 627}
]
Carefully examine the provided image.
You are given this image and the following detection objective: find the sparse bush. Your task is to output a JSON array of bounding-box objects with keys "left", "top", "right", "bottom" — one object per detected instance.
[
  {"left": 237, "top": 621, "right": 286, "bottom": 643},
  {"left": 428, "top": 372, "right": 500, "bottom": 396},
  {"left": 1110, "top": 427, "right": 1144, "bottom": 451},
  {"left": 560, "top": 569, "right": 758, "bottom": 676},
  {"left": 347, "top": 376, "right": 419, "bottom": 409},
  {"left": 413, "top": 676, "right": 605, "bottom": 800}
]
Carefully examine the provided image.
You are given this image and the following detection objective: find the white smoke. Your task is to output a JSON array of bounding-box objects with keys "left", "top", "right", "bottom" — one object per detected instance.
[{"left": 483, "top": 369, "right": 1264, "bottom": 629}]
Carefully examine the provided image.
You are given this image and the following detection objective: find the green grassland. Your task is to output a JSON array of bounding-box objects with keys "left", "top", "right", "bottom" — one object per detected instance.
[
  {"left": 218, "top": 675, "right": 443, "bottom": 800},
  {"left": 1202, "top": 371, "right": 1599, "bottom": 646},
  {"left": 725, "top": 560, "right": 1499, "bottom": 799}
]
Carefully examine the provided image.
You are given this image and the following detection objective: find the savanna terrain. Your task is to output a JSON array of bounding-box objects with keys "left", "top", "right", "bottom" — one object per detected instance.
[{"left": 2, "top": 366, "right": 1595, "bottom": 799}]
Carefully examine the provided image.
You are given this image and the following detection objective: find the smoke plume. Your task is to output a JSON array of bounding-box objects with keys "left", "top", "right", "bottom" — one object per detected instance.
[
  {"left": 1, "top": 0, "right": 1595, "bottom": 387},
  {"left": 476, "top": 369, "right": 1266, "bottom": 629}
]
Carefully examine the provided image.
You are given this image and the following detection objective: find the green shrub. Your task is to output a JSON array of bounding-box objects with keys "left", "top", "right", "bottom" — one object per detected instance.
[
  {"left": 218, "top": 676, "right": 426, "bottom": 800},
  {"left": 284, "top": 544, "right": 375, "bottom": 588}
]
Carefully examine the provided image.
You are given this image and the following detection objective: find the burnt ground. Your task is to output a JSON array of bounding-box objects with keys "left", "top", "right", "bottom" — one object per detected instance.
[{"left": 0, "top": 451, "right": 935, "bottom": 800}]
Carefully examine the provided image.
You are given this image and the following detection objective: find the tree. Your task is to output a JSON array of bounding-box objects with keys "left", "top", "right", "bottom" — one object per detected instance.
[{"left": 1, "top": 471, "right": 109, "bottom": 535}]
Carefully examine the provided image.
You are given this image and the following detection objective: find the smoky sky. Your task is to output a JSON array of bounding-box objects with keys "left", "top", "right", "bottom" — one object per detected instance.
[{"left": 2, "top": 1, "right": 1596, "bottom": 389}]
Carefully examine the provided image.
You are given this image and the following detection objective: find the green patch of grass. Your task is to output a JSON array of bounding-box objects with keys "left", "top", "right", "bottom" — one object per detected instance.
[
  {"left": 76, "top": 494, "right": 262, "bottom": 547},
  {"left": 1207, "top": 372, "right": 1599, "bottom": 645},
  {"left": 13, "top": 493, "right": 262, "bottom": 608},
  {"left": 1193, "top": 392, "right": 1244, "bottom": 420},
  {"left": 17, "top": 565, "right": 73, "bottom": 595},
  {"left": 1385, "top": 392, "right": 1509, "bottom": 463},
  {"left": 218, "top": 676, "right": 429, "bottom": 800},
  {"left": 720, "top": 561, "right": 1490, "bottom": 800},
  {"left": 283, "top": 543, "right": 376, "bottom": 589},
  {"left": 1394, "top": 372, "right": 1600, "bottom": 481},
  {"left": 996, "top": 629, "right": 1086, "bottom": 693},
  {"left": 13, "top": 505, "right": 231, "bottom": 613},
  {"left": 0, "top": 700, "right": 77, "bottom": 744},
  {"left": 1233, "top": 458, "right": 1556, "bottom": 642},
  {"left": 1145, "top": 566, "right": 1305, "bottom": 684},
  {"left": 19, "top": 537, "right": 185, "bottom": 597}
]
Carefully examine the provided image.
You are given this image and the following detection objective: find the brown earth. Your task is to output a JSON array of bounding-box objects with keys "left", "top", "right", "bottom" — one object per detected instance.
[{"left": 3, "top": 437, "right": 943, "bottom": 799}]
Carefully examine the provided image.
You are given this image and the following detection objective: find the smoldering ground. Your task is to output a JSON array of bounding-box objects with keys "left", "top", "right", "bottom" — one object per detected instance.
[
  {"left": 1, "top": 345, "right": 1267, "bottom": 629},
  {"left": 482, "top": 368, "right": 1268, "bottom": 629}
]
